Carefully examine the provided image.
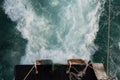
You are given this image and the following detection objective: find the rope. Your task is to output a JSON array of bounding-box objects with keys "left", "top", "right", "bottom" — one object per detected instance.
[
  {"left": 23, "top": 65, "right": 35, "bottom": 80},
  {"left": 107, "top": 0, "right": 111, "bottom": 76},
  {"left": 66, "top": 61, "right": 92, "bottom": 80}
]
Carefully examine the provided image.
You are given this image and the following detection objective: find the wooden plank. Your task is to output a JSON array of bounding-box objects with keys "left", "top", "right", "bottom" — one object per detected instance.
[{"left": 92, "top": 63, "right": 108, "bottom": 80}]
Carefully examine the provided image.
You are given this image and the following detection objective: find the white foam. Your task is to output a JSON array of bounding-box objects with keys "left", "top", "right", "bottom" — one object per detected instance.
[
  {"left": 119, "top": 42, "right": 120, "bottom": 49},
  {"left": 3, "top": 0, "right": 105, "bottom": 64},
  {"left": 50, "top": 0, "right": 59, "bottom": 7}
]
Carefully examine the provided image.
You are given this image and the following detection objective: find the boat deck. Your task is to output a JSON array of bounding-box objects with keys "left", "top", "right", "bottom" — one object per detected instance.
[
  {"left": 15, "top": 64, "right": 98, "bottom": 80},
  {"left": 14, "top": 59, "right": 107, "bottom": 80}
]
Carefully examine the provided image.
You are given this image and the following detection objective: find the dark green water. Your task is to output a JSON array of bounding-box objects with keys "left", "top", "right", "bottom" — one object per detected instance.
[
  {"left": 0, "top": 0, "right": 27, "bottom": 79},
  {"left": 0, "top": 0, "right": 120, "bottom": 80},
  {"left": 93, "top": 0, "right": 120, "bottom": 79}
]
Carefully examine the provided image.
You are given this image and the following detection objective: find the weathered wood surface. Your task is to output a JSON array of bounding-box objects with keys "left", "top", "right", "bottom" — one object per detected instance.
[{"left": 93, "top": 63, "right": 108, "bottom": 80}]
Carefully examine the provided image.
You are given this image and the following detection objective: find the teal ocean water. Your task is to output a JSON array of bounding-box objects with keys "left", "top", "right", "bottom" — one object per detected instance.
[{"left": 0, "top": 0, "right": 120, "bottom": 80}]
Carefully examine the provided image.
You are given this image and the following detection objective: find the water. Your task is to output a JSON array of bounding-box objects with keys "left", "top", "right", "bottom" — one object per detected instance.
[
  {"left": 93, "top": 0, "right": 120, "bottom": 79},
  {"left": 0, "top": 0, "right": 120, "bottom": 80}
]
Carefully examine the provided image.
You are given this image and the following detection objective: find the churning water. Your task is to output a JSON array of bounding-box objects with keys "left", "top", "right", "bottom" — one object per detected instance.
[{"left": 3, "top": 0, "right": 103, "bottom": 64}]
